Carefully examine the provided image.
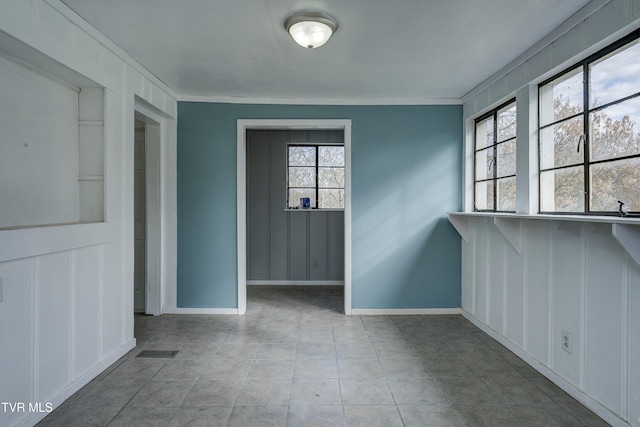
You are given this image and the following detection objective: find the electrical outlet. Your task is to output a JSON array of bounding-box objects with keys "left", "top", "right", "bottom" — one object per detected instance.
[
  {"left": 561, "top": 330, "right": 572, "bottom": 354},
  {"left": 312, "top": 259, "right": 319, "bottom": 268}
]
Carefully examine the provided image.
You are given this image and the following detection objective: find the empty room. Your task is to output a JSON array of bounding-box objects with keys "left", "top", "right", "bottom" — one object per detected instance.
[{"left": 0, "top": 1, "right": 639, "bottom": 426}]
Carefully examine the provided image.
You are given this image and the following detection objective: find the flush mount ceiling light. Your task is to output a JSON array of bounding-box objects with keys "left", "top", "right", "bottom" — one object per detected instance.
[{"left": 284, "top": 12, "right": 338, "bottom": 49}]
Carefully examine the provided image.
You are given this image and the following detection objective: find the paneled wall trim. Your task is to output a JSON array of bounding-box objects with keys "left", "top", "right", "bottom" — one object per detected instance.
[{"left": 450, "top": 214, "right": 640, "bottom": 426}]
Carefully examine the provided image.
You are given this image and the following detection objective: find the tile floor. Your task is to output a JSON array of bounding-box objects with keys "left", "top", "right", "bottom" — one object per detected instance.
[{"left": 38, "top": 286, "right": 609, "bottom": 426}]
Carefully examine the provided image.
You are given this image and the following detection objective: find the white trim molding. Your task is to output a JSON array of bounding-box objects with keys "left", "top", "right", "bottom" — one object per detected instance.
[
  {"left": 351, "top": 308, "right": 462, "bottom": 316},
  {"left": 179, "top": 94, "right": 461, "bottom": 106},
  {"left": 237, "top": 119, "right": 353, "bottom": 316}
]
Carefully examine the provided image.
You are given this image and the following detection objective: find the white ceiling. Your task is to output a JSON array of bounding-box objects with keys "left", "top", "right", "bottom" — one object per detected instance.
[{"left": 60, "top": 0, "right": 591, "bottom": 103}]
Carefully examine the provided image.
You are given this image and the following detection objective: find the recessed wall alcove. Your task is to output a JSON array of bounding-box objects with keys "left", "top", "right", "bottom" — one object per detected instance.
[{"left": 0, "top": 40, "right": 104, "bottom": 229}]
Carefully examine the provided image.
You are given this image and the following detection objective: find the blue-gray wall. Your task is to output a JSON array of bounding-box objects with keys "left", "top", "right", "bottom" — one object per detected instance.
[{"left": 177, "top": 103, "right": 462, "bottom": 309}]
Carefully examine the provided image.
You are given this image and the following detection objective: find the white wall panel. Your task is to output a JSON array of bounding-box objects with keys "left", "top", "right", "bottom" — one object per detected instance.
[
  {"left": 100, "top": 47, "right": 122, "bottom": 81},
  {"left": 151, "top": 84, "right": 165, "bottom": 112},
  {"left": 504, "top": 230, "right": 525, "bottom": 347},
  {"left": 37, "top": 252, "right": 71, "bottom": 401},
  {"left": 72, "top": 246, "right": 101, "bottom": 380},
  {"left": 551, "top": 222, "right": 582, "bottom": 387},
  {"left": 585, "top": 224, "right": 625, "bottom": 414},
  {"left": 0, "top": 0, "right": 30, "bottom": 21},
  {"left": 630, "top": 258, "right": 640, "bottom": 426},
  {"left": 71, "top": 25, "right": 101, "bottom": 66},
  {"left": 525, "top": 221, "right": 551, "bottom": 363},
  {"left": 488, "top": 225, "right": 505, "bottom": 332},
  {"left": 461, "top": 227, "right": 475, "bottom": 313},
  {"left": 0, "top": 259, "right": 32, "bottom": 427},
  {"left": 473, "top": 218, "right": 490, "bottom": 322},
  {"left": 100, "top": 243, "right": 123, "bottom": 358},
  {"left": 35, "top": 1, "right": 71, "bottom": 49}
]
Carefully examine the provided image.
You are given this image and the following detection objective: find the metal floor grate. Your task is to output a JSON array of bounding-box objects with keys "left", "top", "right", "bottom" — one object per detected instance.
[{"left": 135, "top": 350, "right": 179, "bottom": 359}]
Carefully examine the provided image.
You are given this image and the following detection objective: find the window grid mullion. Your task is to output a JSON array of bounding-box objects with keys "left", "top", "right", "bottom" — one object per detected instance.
[
  {"left": 540, "top": 163, "right": 584, "bottom": 173},
  {"left": 315, "top": 146, "right": 319, "bottom": 208},
  {"left": 589, "top": 153, "right": 640, "bottom": 166},
  {"left": 583, "top": 63, "right": 590, "bottom": 213},
  {"left": 493, "top": 111, "right": 498, "bottom": 210},
  {"left": 496, "top": 135, "right": 516, "bottom": 145},
  {"left": 539, "top": 111, "right": 584, "bottom": 131},
  {"left": 475, "top": 177, "right": 496, "bottom": 184},
  {"left": 589, "top": 91, "right": 640, "bottom": 114}
]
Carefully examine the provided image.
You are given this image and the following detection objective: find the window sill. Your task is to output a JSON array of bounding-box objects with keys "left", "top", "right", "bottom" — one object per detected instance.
[
  {"left": 448, "top": 212, "right": 640, "bottom": 265},
  {"left": 448, "top": 211, "right": 640, "bottom": 225}
]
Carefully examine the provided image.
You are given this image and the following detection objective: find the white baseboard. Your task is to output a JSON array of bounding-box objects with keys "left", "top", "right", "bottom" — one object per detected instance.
[
  {"left": 247, "top": 280, "right": 345, "bottom": 286},
  {"left": 461, "top": 310, "right": 627, "bottom": 427},
  {"left": 20, "top": 339, "right": 136, "bottom": 427},
  {"left": 163, "top": 307, "right": 239, "bottom": 315},
  {"left": 351, "top": 308, "right": 461, "bottom": 316}
]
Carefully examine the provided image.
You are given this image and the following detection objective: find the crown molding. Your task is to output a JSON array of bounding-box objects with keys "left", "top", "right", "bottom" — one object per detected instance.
[{"left": 178, "top": 94, "right": 462, "bottom": 106}]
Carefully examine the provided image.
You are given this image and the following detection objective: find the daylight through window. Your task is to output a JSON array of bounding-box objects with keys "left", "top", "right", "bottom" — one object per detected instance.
[
  {"left": 539, "top": 30, "right": 640, "bottom": 214},
  {"left": 474, "top": 100, "right": 517, "bottom": 212},
  {"left": 287, "top": 145, "right": 345, "bottom": 209}
]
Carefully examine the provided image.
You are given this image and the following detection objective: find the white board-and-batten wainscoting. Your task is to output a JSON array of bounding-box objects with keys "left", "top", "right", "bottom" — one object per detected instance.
[{"left": 450, "top": 213, "right": 640, "bottom": 427}]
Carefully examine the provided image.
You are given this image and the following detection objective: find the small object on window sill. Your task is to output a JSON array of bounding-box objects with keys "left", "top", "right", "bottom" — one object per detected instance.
[
  {"left": 300, "top": 197, "right": 311, "bottom": 209},
  {"left": 617, "top": 201, "right": 640, "bottom": 218}
]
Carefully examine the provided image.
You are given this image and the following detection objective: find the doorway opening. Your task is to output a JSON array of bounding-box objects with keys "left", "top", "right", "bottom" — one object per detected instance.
[
  {"left": 245, "top": 129, "right": 345, "bottom": 311},
  {"left": 237, "top": 120, "right": 352, "bottom": 315},
  {"left": 134, "top": 118, "right": 146, "bottom": 313},
  {"left": 134, "top": 112, "right": 161, "bottom": 315}
]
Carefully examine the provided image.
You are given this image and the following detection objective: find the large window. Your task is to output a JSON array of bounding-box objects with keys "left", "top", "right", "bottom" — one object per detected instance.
[
  {"left": 539, "top": 31, "right": 640, "bottom": 214},
  {"left": 474, "top": 100, "right": 517, "bottom": 211},
  {"left": 287, "top": 144, "right": 345, "bottom": 209}
]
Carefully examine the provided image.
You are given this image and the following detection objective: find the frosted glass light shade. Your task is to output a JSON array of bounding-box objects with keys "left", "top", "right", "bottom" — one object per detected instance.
[{"left": 284, "top": 12, "right": 338, "bottom": 49}]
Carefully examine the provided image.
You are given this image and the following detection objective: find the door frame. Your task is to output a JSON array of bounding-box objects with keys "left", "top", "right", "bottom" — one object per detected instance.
[{"left": 237, "top": 119, "right": 352, "bottom": 315}]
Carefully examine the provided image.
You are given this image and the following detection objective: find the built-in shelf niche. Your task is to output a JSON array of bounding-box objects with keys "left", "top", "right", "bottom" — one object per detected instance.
[
  {"left": 78, "top": 87, "right": 105, "bottom": 223},
  {"left": 0, "top": 51, "right": 105, "bottom": 229}
]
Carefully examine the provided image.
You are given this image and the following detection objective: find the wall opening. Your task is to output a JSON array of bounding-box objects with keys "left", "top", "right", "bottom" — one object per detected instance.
[
  {"left": 237, "top": 120, "right": 352, "bottom": 315},
  {"left": 246, "top": 129, "right": 345, "bottom": 286},
  {"left": 133, "top": 111, "right": 161, "bottom": 315}
]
